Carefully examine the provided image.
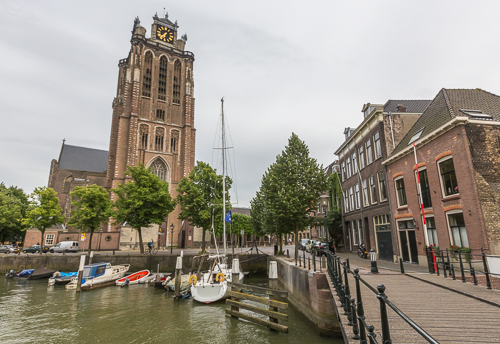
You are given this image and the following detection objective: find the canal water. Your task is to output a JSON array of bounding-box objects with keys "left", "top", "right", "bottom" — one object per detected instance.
[{"left": 0, "top": 276, "right": 344, "bottom": 344}]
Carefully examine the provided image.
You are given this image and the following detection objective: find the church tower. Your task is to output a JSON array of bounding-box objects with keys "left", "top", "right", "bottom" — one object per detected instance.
[{"left": 107, "top": 13, "right": 196, "bottom": 247}]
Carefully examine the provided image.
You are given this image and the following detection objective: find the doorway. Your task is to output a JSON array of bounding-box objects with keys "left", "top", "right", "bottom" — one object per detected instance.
[
  {"left": 398, "top": 220, "right": 418, "bottom": 263},
  {"left": 374, "top": 214, "right": 393, "bottom": 260}
]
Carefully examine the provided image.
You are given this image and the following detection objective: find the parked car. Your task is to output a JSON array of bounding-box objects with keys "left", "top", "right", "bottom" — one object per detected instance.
[
  {"left": 314, "top": 242, "right": 329, "bottom": 256},
  {"left": 0, "top": 245, "right": 18, "bottom": 254},
  {"left": 306, "top": 240, "right": 320, "bottom": 253},
  {"left": 49, "top": 241, "right": 79, "bottom": 253},
  {"left": 23, "top": 245, "right": 49, "bottom": 253},
  {"left": 299, "top": 238, "right": 309, "bottom": 251}
]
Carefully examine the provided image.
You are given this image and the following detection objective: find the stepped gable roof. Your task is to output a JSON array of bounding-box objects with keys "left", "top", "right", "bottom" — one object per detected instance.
[
  {"left": 383, "top": 99, "right": 432, "bottom": 113},
  {"left": 58, "top": 144, "right": 108, "bottom": 173},
  {"left": 388, "top": 88, "right": 500, "bottom": 158}
]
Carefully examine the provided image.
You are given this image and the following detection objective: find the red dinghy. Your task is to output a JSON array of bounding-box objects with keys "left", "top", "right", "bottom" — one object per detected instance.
[{"left": 116, "top": 270, "right": 151, "bottom": 286}]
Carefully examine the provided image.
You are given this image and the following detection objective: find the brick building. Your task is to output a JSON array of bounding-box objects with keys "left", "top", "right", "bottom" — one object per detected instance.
[
  {"left": 43, "top": 13, "right": 197, "bottom": 250},
  {"left": 335, "top": 100, "right": 430, "bottom": 260},
  {"left": 384, "top": 88, "right": 500, "bottom": 265}
]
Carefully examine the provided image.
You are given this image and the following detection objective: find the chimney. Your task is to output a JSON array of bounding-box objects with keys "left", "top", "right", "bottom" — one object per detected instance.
[{"left": 396, "top": 104, "right": 407, "bottom": 112}]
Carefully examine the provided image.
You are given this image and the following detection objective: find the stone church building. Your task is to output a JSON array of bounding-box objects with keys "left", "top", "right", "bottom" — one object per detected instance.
[{"left": 45, "top": 13, "right": 198, "bottom": 250}]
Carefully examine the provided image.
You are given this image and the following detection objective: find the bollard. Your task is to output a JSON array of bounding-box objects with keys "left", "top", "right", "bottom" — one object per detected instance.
[
  {"left": 481, "top": 248, "right": 492, "bottom": 290},
  {"left": 233, "top": 258, "right": 240, "bottom": 284},
  {"left": 399, "top": 258, "right": 405, "bottom": 274},
  {"left": 76, "top": 254, "right": 86, "bottom": 292},
  {"left": 174, "top": 256, "right": 182, "bottom": 297},
  {"left": 269, "top": 261, "right": 277, "bottom": 280},
  {"left": 89, "top": 251, "right": 94, "bottom": 265},
  {"left": 287, "top": 249, "right": 289, "bottom": 258},
  {"left": 369, "top": 250, "right": 378, "bottom": 274},
  {"left": 353, "top": 269, "right": 367, "bottom": 343},
  {"left": 376, "top": 284, "right": 392, "bottom": 344}
]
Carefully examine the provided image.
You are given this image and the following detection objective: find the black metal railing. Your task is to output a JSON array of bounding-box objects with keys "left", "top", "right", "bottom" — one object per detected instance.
[
  {"left": 425, "top": 247, "right": 499, "bottom": 290},
  {"left": 327, "top": 252, "right": 438, "bottom": 344},
  {"left": 295, "top": 248, "right": 328, "bottom": 273}
]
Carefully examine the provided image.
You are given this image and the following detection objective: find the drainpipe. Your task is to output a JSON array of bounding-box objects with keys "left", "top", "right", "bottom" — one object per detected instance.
[
  {"left": 384, "top": 164, "right": 398, "bottom": 263},
  {"left": 388, "top": 112, "right": 396, "bottom": 150}
]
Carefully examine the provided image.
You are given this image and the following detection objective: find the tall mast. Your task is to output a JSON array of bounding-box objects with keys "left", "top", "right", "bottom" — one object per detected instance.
[{"left": 221, "top": 98, "right": 226, "bottom": 255}]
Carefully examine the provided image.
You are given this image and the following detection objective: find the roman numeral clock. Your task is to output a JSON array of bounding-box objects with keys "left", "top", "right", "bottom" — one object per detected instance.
[{"left": 156, "top": 26, "right": 174, "bottom": 43}]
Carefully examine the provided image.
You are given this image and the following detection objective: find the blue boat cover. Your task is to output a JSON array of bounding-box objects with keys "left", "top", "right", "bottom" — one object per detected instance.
[
  {"left": 17, "top": 269, "right": 35, "bottom": 277},
  {"left": 60, "top": 272, "right": 78, "bottom": 278}
]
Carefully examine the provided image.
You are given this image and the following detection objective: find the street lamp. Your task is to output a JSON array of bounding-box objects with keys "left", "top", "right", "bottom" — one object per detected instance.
[
  {"left": 321, "top": 195, "right": 329, "bottom": 245},
  {"left": 170, "top": 223, "right": 175, "bottom": 254}
]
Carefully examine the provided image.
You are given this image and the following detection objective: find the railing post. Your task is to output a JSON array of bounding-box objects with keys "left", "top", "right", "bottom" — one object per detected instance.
[
  {"left": 436, "top": 255, "right": 440, "bottom": 277},
  {"left": 441, "top": 251, "right": 447, "bottom": 278},
  {"left": 427, "top": 246, "right": 434, "bottom": 273},
  {"left": 308, "top": 257, "right": 311, "bottom": 270},
  {"left": 451, "top": 263, "right": 456, "bottom": 280},
  {"left": 350, "top": 298, "right": 360, "bottom": 339},
  {"left": 481, "top": 248, "right": 492, "bottom": 290},
  {"left": 458, "top": 250, "right": 466, "bottom": 283},
  {"left": 471, "top": 267, "right": 477, "bottom": 285},
  {"left": 343, "top": 261, "right": 351, "bottom": 316},
  {"left": 367, "top": 325, "right": 377, "bottom": 344},
  {"left": 376, "top": 284, "right": 392, "bottom": 344},
  {"left": 303, "top": 249, "right": 306, "bottom": 269},
  {"left": 299, "top": 254, "right": 302, "bottom": 267},
  {"left": 295, "top": 250, "right": 297, "bottom": 266},
  {"left": 399, "top": 258, "right": 405, "bottom": 274},
  {"left": 313, "top": 251, "right": 316, "bottom": 272},
  {"left": 354, "top": 268, "right": 367, "bottom": 344}
]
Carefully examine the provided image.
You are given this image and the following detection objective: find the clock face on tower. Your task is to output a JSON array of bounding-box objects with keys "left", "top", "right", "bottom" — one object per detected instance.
[{"left": 156, "top": 26, "right": 174, "bottom": 43}]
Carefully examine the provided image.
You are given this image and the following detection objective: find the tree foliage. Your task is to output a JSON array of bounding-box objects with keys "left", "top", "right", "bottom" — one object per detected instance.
[
  {"left": 112, "top": 164, "right": 176, "bottom": 254},
  {"left": 251, "top": 133, "right": 326, "bottom": 255},
  {"left": 0, "top": 183, "right": 27, "bottom": 243},
  {"left": 176, "top": 161, "right": 231, "bottom": 253},
  {"left": 23, "top": 187, "right": 64, "bottom": 254},
  {"left": 326, "top": 172, "right": 343, "bottom": 248},
  {"left": 68, "top": 184, "right": 113, "bottom": 254},
  {"left": 230, "top": 213, "right": 252, "bottom": 235}
]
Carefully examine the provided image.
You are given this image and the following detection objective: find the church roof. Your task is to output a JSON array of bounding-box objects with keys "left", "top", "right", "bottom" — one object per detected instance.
[{"left": 58, "top": 144, "right": 108, "bottom": 173}]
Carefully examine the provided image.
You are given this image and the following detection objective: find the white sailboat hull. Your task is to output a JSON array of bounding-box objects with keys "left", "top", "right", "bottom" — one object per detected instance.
[{"left": 190, "top": 269, "right": 244, "bottom": 303}]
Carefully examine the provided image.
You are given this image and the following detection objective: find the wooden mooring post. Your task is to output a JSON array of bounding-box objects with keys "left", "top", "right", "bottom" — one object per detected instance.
[{"left": 226, "top": 281, "right": 289, "bottom": 333}]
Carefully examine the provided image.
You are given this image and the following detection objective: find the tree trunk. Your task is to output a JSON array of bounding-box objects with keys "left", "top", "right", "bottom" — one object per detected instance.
[
  {"left": 201, "top": 228, "right": 206, "bottom": 254},
  {"left": 40, "top": 230, "right": 45, "bottom": 255},
  {"left": 279, "top": 233, "right": 283, "bottom": 254},
  {"left": 88, "top": 230, "right": 94, "bottom": 256},
  {"left": 294, "top": 224, "right": 299, "bottom": 261},
  {"left": 138, "top": 227, "right": 144, "bottom": 254}
]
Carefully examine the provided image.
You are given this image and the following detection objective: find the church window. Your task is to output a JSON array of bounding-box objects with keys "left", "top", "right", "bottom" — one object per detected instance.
[
  {"left": 170, "top": 131, "right": 179, "bottom": 154},
  {"left": 140, "top": 125, "right": 149, "bottom": 150},
  {"left": 156, "top": 109, "right": 165, "bottom": 121},
  {"left": 142, "top": 52, "right": 153, "bottom": 98},
  {"left": 150, "top": 159, "right": 167, "bottom": 182},
  {"left": 155, "top": 127, "right": 165, "bottom": 151},
  {"left": 173, "top": 60, "right": 181, "bottom": 104},
  {"left": 158, "top": 56, "right": 168, "bottom": 101}
]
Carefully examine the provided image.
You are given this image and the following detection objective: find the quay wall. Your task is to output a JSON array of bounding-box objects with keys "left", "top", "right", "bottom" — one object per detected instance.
[
  {"left": 271, "top": 257, "right": 341, "bottom": 337},
  {"left": 0, "top": 253, "right": 269, "bottom": 275}
]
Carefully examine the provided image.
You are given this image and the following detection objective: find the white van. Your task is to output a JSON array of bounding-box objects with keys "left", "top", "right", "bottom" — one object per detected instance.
[{"left": 49, "top": 241, "right": 79, "bottom": 253}]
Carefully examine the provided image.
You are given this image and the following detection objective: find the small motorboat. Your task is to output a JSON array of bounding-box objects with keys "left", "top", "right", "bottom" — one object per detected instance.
[
  {"left": 66, "top": 262, "right": 130, "bottom": 290},
  {"left": 5, "top": 269, "right": 34, "bottom": 278},
  {"left": 29, "top": 267, "right": 58, "bottom": 280},
  {"left": 48, "top": 272, "right": 78, "bottom": 286},
  {"left": 116, "top": 270, "right": 150, "bottom": 286}
]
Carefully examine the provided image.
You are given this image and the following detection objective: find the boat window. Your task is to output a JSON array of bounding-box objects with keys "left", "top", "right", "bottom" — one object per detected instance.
[
  {"left": 95, "top": 266, "right": 106, "bottom": 277},
  {"left": 83, "top": 267, "right": 93, "bottom": 278}
]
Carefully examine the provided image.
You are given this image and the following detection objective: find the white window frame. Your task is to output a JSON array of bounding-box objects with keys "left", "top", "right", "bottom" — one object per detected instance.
[
  {"left": 437, "top": 156, "right": 459, "bottom": 198},
  {"left": 341, "top": 161, "right": 346, "bottom": 182},
  {"left": 377, "top": 170, "right": 387, "bottom": 202},
  {"left": 362, "top": 179, "right": 369, "bottom": 206},
  {"left": 344, "top": 190, "right": 349, "bottom": 212},
  {"left": 349, "top": 187, "right": 354, "bottom": 211},
  {"left": 394, "top": 176, "right": 407, "bottom": 207},
  {"left": 446, "top": 211, "right": 469, "bottom": 248},
  {"left": 366, "top": 139, "right": 373, "bottom": 165},
  {"left": 352, "top": 220, "right": 359, "bottom": 245},
  {"left": 355, "top": 183, "right": 360, "bottom": 209},
  {"left": 374, "top": 131, "right": 382, "bottom": 158},
  {"left": 425, "top": 216, "right": 438, "bottom": 246},
  {"left": 359, "top": 145, "right": 365, "bottom": 170},
  {"left": 352, "top": 152, "right": 358, "bottom": 174},
  {"left": 358, "top": 218, "right": 364, "bottom": 244},
  {"left": 346, "top": 157, "right": 352, "bottom": 178},
  {"left": 45, "top": 234, "right": 55, "bottom": 245},
  {"left": 369, "top": 175, "right": 377, "bottom": 204}
]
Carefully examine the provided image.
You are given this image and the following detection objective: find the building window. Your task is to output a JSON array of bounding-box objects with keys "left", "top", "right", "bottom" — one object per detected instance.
[
  {"left": 344, "top": 190, "right": 349, "bottom": 212},
  {"left": 374, "top": 214, "right": 391, "bottom": 232},
  {"left": 173, "top": 60, "right": 181, "bottom": 104},
  {"left": 352, "top": 152, "right": 358, "bottom": 174},
  {"left": 346, "top": 157, "right": 352, "bottom": 178},
  {"left": 355, "top": 184, "right": 360, "bottom": 209},
  {"left": 395, "top": 177, "right": 407, "bottom": 206},
  {"left": 170, "top": 131, "right": 179, "bottom": 154},
  {"left": 156, "top": 109, "right": 165, "bottom": 121},
  {"left": 366, "top": 139, "right": 373, "bottom": 164},
  {"left": 45, "top": 234, "right": 55, "bottom": 245},
  {"left": 358, "top": 219, "right": 364, "bottom": 244},
  {"left": 374, "top": 132, "right": 382, "bottom": 158},
  {"left": 448, "top": 213, "right": 469, "bottom": 247},
  {"left": 426, "top": 217, "right": 438, "bottom": 246},
  {"left": 369, "top": 175, "right": 377, "bottom": 204},
  {"left": 142, "top": 51, "right": 153, "bottom": 97},
  {"left": 154, "top": 128, "right": 165, "bottom": 151},
  {"left": 341, "top": 161, "right": 346, "bottom": 182},
  {"left": 349, "top": 187, "right": 354, "bottom": 211},
  {"left": 158, "top": 56, "right": 168, "bottom": 101},
  {"left": 150, "top": 159, "right": 167, "bottom": 181},
  {"left": 352, "top": 220, "right": 359, "bottom": 245},
  {"left": 439, "top": 158, "right": 458, "bottom": 196},
  {"left": 362, "top": 179, "right": 369, "bottom": 206},
  {"left": 359, "top": 145, "right": 365, "bottom": 169},
  {"left": 141, "top": 132, "right": 148, "bottom": 150},
  {"left": 377, "top": 170, "right": 387, "bottom": 201},
  {"left": 398, "top": 219, "right": 414, "bottom": 230},
  {"left": 415, "top": 169, "right": 432, "bottom": 208}
]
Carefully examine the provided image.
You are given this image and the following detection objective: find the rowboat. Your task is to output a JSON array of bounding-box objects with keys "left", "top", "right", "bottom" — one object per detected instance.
[{"left": 116, "top": 270, "right": 151, "bottom": 286}]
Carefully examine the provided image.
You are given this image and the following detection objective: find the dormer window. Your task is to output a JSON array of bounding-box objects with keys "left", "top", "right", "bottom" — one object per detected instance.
[
  {"left": 460, "top": 109, "right": 493, "bottom": 120},
  {"left": 408, "top": 128, "right": 425, "bottom": 145}
]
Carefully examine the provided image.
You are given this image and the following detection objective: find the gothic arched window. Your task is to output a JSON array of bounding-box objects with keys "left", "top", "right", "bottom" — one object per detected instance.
[
  {"left": 170, "top": 130, "right": 179, "bottom": 154},
  {"left": 142, "top": 52, "right": 153, "bottom": 97},
  {"left": 173, "top": 60, "right": 181, "bottom": 104},
  {"left": 150, "top": 159, "right": 167, "bottom": 181},
  {"left": 158, "top": 56, "right": 168, "bottom": 101}
]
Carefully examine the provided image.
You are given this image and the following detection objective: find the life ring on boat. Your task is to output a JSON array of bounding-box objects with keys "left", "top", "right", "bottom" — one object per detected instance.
[
  {"left": 189, "top": 275, "right": 197, "bottom": 285},
  {"left": 216, "top": 273, "right": 225, "bottom": 282}
]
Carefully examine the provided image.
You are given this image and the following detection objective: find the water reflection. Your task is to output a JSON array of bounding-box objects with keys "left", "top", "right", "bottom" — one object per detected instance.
[{"left": 0, "top": 277, "right": 342, "bottom": 343}]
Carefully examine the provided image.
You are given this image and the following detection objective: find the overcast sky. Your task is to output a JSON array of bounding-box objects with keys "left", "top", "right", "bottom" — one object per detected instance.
[{"left": 1, "top": 1, "right": 500, "bottom": 207}]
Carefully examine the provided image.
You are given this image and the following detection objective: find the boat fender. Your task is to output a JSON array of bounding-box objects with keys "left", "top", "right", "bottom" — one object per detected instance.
[
  {"left": 216, "top": 273, "right": 225, "bottom": 282},
  {"left": 53, "top": 271, "right": 61, "bottom": 278},
  {"left": 189, "top": 275, "right": 197, "bottom": 285},
  {"left": 122, "top": 278, "right": 130, "bottom": 287}
]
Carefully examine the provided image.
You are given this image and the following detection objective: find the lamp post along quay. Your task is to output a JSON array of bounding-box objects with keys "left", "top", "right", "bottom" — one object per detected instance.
[{"left": 170, "top": 223, "right": 175, "bottom": 254}]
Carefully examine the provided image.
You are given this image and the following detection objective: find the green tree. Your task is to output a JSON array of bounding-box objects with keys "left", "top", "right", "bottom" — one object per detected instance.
[
  {"left": 252, "top": 133, "right": 327, "bottom": 256},
  {"left": 0, "top": 186, "right": 23, "bottom": 243},
  {"left": 23, "top": 187, "right": 64, "bottom": 254},
  {"left": 176, "top": 161, "right": 231, "bottom": 254},
  {"left": 68, "top": 184, "right": 113, "bottom": 255},
  {"left": 112, "top": 164, "right": 176, "bottom": 254},
  {"left": 326, "top": 172, "right": 343, "bottom": 249}
]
